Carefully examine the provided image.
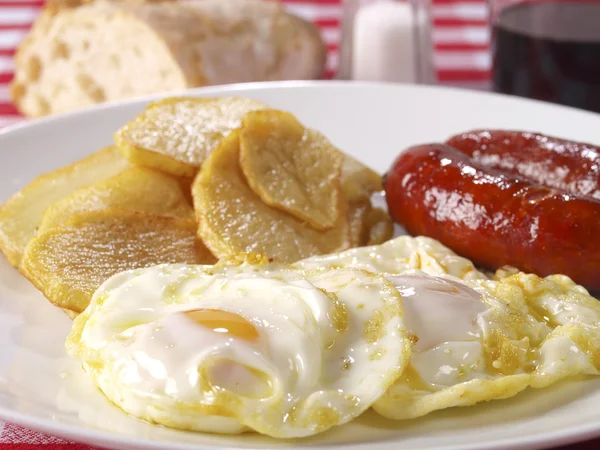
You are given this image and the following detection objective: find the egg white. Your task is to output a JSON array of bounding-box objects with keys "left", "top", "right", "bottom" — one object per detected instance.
[
  {"left": 295, "top": 235, "right": 489, "bottom": 282},
  {"left": 372, "top": 271, "right": 545, "bottom": 419},
  {"left": 489, "top": 270, "right": 600, "bottom": 387},
  {"left": 299, "top": 236, "right": 600, "bottom": 420},
  {"left": 67, "top": 234, "right": 600, "bottom": 429},
  {"left": 67, "top": 264, "right": 411, "bottom": 438}
]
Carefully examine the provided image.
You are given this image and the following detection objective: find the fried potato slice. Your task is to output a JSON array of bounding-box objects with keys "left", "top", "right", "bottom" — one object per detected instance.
[
  {"left": 115, "top": 97, "right": 268, "bottom": 178},
  {"left": 348, "top": 201, "right": 370, "bottom": 247},
  {"left": 239, "top": 110, "right": 343, "bottom": 230},
  {"left": 348, "top": 202, "right": 394, "bottom": 247},
  {"left": 20, "top": 208, "right": 216, "bottom": 314},
  {"left": 62, "top": 309, "right": 79, "bottom": 320},
  {"left": 38, "top": 166, "right": 193, "bottom": 233},
  {"left": 365, "top": 207, "right": 394, "bottom": 245},
  {"left": 340, "top": 154, "right": 392, "bottom": 247},
  {"left": 341, "top": 154, "right": 383, "bottom": 203},
  {"left": 193, "top": 130, "right": 351, "bottom": 263},
  {"left": 0, "top": 146, "right": 128, "bottom": 267}
]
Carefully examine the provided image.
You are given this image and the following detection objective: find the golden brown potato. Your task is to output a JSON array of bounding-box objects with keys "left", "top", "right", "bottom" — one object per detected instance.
[
  {"left": 339, "top": 153, "right": 393, "bottom": 247},
  {"left": 365, "top": 207, "right": 394, "bottom": 245},
  {"left": 340, "top": 154, "right": 383, "bottom": 203},
  {"left": 347, "top": 202, "right": 394, "bottom": 247},
  {"left": 20, "top": 208, "right": 216, "bottom": 314},
  {"left": 115, "top": 97, "right": 268, "bottom": 178},
  {"left": 347, "top": 201, "right": 368, "bottom": 247},
  {"left": 38, "top": 166, "right": 193, "bottom": 233},
  {"left": 62, "top": 309, "right": 79, "bottom": 319},
  {"left": 0, "top": 146, "right": 128, "bottom": 267},
  {"left": 193, "top": 130, "right": 350, "bottom": 263},
  {"left": 239, "top": 110, "right": 343, "bottom": 230}
]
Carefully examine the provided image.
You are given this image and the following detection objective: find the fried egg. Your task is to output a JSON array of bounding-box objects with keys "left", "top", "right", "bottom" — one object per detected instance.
[
  {"left": 295, "top": 235, "right": 489, "bottom": 282},
  {"left": 299, "top": 236, "right": 600, "bottom": 420},
  {"left": 489, "top": 270, "right": 600, "bottom": 387},
  {"left": 373, "top": 271, "right": 600, "bottom": 420},
  {"left": 66, "top": 264, "right": 411, "bottom": 438},
  {"left": 67, "top": 234, "right": 600, "bottom": 431}
]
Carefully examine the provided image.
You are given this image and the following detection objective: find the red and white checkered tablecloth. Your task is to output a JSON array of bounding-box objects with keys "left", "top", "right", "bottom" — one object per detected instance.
[
  {"left": 0, "top": 1, "right": 596, "bottom": 448},
  {"left": 0, "top": 0, "right": 493, "bottom": 128}
]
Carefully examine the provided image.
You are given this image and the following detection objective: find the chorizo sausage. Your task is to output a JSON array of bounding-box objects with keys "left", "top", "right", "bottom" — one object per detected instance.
[
  {"left": 383, "top": 143, "right": 600, "bottom": 292},
  {"left": 446, "top": 130, "right": 600, "bottom": 200}
]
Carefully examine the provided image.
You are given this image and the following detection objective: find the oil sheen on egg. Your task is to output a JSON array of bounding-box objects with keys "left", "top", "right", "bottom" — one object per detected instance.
[
  {"left": 66, "top": 264, "right": 411, "bottom": 438},
  {"left": 295, "top": 235, "right": 489, "bottom": 282},
  {"left": 372, "top": 270, "right": 600, "bottom": 420},
  {"left": 488, "top": 270, "right": 600, "bottom": 386}
]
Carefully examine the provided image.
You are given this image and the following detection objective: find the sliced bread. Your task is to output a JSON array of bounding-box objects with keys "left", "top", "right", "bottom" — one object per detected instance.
[{"left": 11, "top": 0, "right": 327, "bottom": 117}]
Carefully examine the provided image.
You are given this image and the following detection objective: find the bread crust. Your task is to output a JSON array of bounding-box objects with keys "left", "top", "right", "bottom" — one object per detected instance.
[{"left": 11, "top": 0, "right": 327, "bottom": 117}]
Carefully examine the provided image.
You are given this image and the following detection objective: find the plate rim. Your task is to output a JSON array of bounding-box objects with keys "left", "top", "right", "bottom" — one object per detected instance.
[
  {"left": 1, "top": 80, "right": 599, "bottom": 139},
  {"left": 1, "top": 80, "right": 599, "bottom": 450},
  {"left": 1, "top": 401, "right": 600, "bottom": 450}
]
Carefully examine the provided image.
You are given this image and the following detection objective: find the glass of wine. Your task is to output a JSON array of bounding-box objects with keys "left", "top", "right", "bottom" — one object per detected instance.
[{"left": 490, "top": 0, "right": 600, "bottom": 113}]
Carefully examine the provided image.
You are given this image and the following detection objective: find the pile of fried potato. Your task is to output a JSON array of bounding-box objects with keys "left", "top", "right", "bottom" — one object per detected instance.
[{"left": 0, "top": 96, "right": 393, "bottom": 317}]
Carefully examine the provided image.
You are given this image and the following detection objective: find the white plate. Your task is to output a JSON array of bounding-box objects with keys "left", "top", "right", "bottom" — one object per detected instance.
[{"left": 0, "top": 81, "right": 599, "bottom": 450}]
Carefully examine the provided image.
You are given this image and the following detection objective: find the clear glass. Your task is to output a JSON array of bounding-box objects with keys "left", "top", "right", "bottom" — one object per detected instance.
[
  {"left": 411, "top": 0, "right": 436, "bottom": 84},
  {"left": 490, "top": 0, "right": 600, "bottom": 113},
  {"left": 337, "top": 0, "right": 435, "bottom": 84}
]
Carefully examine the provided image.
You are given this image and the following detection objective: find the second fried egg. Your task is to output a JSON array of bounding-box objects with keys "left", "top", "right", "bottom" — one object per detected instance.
[
  {"left": 299, "top": 235, "right": 600, "bottom": 420},
  {"left": 373, "top": 270, "right": 600, "bottom": 420}
]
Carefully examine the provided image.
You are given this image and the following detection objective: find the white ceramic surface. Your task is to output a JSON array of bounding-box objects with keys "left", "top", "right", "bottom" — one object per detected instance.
[{"left": 0, "top": 81, "right": 599, "bottom": 450}]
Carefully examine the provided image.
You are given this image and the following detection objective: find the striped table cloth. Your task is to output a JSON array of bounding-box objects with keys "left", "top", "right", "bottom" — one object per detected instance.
[
  {"left": 3, "top": 1, "right": 593, "bottom": 449},
  {"left": 0, "top": 0, "right": 491, "bottom": 128}
]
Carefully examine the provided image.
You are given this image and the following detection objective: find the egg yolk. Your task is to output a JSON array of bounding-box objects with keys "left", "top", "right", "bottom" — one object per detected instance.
[{"left": 183, "top": 309, "right": 259, "bottom": 342}]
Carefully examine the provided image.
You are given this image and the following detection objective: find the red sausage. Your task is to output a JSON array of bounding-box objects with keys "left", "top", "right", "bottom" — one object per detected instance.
[
  {"left": 383, "top": 143, "right": 600, "bottom": 292},
  {"left": 446, "top": 130, "right": 600, "bottom": 200}
]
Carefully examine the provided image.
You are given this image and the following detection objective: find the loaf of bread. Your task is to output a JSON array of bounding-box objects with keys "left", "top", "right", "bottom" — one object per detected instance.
[{"left": 11, "top": 0, "right": 327, "bottom": 117}]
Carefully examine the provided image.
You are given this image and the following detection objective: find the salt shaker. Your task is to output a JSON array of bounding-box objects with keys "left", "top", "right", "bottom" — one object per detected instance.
[{"left": 337, "top": 0, "right": 435, "bottom": 84}]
